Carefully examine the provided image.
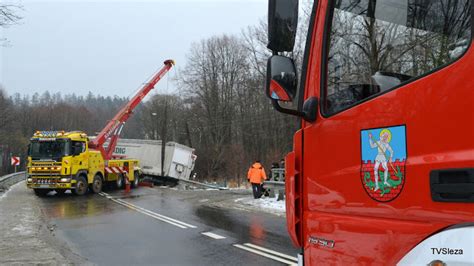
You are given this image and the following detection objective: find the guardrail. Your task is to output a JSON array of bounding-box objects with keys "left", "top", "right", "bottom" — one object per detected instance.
[
  {"left": 264, "top": 180, "right": 285, "bottom": 188},
  {"left": 263, "top": 180, "right": 285, "bottom": 200},
  {"left": 142, "top": 174, "right": 229, "bottom": 190},
  {"left": 180, "top": 179, "right": 284, "bottom": 191},
  {"left": 177, "top": 178, "right": 229, "bottom": 190},
  {"left": 145, "top": 173, "right": 283, "bottom": 192},
  {"left": 0, "top": 171, "right": 26, "bottom": 190}
]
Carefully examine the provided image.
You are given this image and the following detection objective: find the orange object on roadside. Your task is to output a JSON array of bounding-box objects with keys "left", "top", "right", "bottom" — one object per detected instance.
[
  {"left": 247, "top": 162, "right": 267, "bottom": 184},
  {"left": 124, "top": 173, "right": 131, "bottom": 193}
]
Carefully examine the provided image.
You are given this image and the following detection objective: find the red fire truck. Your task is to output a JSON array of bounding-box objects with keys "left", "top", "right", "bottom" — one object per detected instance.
[{"left": 265, "top": 0, "right": 473, "bottom": 265}]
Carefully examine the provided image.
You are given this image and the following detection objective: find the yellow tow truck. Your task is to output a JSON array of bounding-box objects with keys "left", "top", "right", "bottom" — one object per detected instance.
[
  {"left": 26, "top": 130, "right": 139, "bottom": 196},
  {"left": 26, "top": 60, "right": 174, "bottom": 196}
]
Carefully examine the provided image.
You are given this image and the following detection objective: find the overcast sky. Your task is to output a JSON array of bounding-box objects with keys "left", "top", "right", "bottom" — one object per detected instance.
[{"left": 0, "top": 0, "right": 267, "bottom": 98}]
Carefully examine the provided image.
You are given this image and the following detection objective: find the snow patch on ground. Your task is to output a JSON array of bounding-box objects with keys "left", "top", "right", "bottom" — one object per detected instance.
[
  {"left": 235, "top": 196, "right": 286, "bottom": 214},
  {"left": 0, "top": 181, "right": 23, "bottom": 201},
  {"left": 229, "top": 187, "right": 248, "bottom": 190},
  {"left": 12, "top": 223, "right": 34, "bottom": 236}
]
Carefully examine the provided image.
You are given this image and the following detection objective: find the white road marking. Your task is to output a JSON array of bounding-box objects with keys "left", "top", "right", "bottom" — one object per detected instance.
[
  {"left": 99, "top": 192, "right": 197, "bottom": 229},
  {"left": 201, "top": 232, "right": 226, "bottom": 240},
  {"left": 112, "top": 198, "right": 188, "bottom": 229},
  {"left": 243, "top": 243, "right": 298, "bottom": 262},
  {"left": 233, "top": 244, "right": 297, "bottom": 266},
  {"left": 114, "top": 197, "right": 197, "bottom": 229}
]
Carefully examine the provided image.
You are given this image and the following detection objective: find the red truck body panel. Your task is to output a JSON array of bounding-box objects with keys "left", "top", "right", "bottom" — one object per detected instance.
[{"left": 286, "top": 1, "right": 474, "bottom": 264}]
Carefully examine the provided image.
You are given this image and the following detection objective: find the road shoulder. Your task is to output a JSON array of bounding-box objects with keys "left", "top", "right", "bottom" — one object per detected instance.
[{"left": 0, "top": 182, "right": 88, "bottom": 265}]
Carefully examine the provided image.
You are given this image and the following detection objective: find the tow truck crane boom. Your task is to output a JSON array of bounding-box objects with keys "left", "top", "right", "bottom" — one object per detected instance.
[{"left": 89, "top": 59, "right": 174, "bottom": 160}]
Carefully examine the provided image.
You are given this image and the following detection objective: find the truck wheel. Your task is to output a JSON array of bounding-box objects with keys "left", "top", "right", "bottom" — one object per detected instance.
[
  {"left": 34, "top": 189, "right": 50, "bottom": 197},
  {"left": 91, "top": 174, "right": 103, "bottom": 193},
  {"left": 115, "top": 174, "right": 124, "bottom": 189},
  {"left": 131, "top": 171, "right": 140, "bottom": 188},
  {"left": 73, "top": 176, "right": 88, "bottom": 196}
]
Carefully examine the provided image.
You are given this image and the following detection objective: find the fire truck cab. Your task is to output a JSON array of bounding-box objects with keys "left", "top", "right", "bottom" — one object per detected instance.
[{"left": 265, "top": 0, "right": 473, "bottom": 265}]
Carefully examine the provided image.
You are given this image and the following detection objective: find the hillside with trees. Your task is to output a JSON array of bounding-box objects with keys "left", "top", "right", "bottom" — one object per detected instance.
[{"left": 0, "top": 2, "right": 313, "bottom": 182}]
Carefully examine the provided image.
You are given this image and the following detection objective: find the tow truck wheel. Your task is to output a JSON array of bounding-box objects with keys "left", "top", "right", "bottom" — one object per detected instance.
[
  {"left": 131, "top": 171, "right": 140, "bottom": 188},
  {"left": 34, "top": 189, "right": 50, "bottom": 197},
  {"left": 73, "top": 176, "right": 88, "bottom": 196},
  {"left": 91, "top": 175, "right": 103, "bottom": 193},
  {"left": 115, "top": 174, "right": 124, "bottom": 189}
]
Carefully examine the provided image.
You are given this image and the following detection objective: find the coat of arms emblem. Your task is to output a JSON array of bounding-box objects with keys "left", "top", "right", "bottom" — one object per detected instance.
[{"left": 360, "top": 125, "right": 407, "bottom": 202}]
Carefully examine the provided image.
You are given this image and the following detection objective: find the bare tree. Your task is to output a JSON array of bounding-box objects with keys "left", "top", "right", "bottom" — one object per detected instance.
[
  {"left": 0, "top": 3, "right": 22, "bottom": 44},
  {"left": 0, "top": 4, "right": 21, "bottom": 27},
  {"left": 179, "top": 35, "right": 250, "bottom": 178},
  {"left": 0, "top": 87, "right": 13, "bottom": 132}
]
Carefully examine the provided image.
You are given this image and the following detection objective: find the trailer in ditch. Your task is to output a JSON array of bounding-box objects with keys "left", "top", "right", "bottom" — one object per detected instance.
[{"left": 113, "top": 139, "right": 196, "bottom": 182}]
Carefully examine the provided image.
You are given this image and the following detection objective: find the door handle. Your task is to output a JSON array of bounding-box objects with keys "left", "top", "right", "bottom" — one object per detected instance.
[{"left": 430, "top": 168, "right": 474, "bottom": 202}]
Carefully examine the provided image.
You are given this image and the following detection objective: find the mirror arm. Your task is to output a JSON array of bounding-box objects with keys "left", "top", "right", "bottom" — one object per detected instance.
[
  {"left": 301, "top": 97, "right": 318, "bottom": 122},
  {"left": 271, "top": 97, "right": 318, "bottom": 122},
  {"left": 271, "top": 99, "right": 305, "bottom": 117}
]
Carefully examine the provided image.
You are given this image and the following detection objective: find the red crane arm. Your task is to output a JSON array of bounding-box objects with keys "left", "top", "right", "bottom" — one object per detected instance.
[{"left": 89, "top": 59, "right": 174, "bottom": 160}]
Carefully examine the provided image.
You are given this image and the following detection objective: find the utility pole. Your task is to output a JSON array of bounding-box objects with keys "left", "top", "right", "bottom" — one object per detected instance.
[
  {"left": 160, "top": 100, "right": 169, "bottom": 177},
  {"left": 185, "top": 121, "right": 193, "bottom": 147},
  {"left": 152, "top": 112, "right": 158, "bottom": 140}
]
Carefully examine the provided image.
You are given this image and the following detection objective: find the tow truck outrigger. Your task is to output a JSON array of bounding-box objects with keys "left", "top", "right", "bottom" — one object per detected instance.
[{"left": 26, "top": 60, "right": 174, "bottom": 196}]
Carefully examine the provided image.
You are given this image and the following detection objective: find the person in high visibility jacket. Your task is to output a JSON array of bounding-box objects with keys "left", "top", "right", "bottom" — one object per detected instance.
[{"left": 247, "top": 160, "right": 267, "bottom": 199}]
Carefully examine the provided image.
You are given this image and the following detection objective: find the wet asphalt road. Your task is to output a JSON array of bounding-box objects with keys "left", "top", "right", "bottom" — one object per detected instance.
[{"left": 35, "top": 186, "right": 299, "bottom": 265}]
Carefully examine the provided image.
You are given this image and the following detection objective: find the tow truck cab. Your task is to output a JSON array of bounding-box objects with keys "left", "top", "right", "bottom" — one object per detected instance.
[
  {"left": 26, "top": 131, "right": 139, "bottom": 196},
  {"left": 266, "top": 0, "right": 473, "bottom": 265},
  {"left": 26, "top": 131, "right": 104, "bottom": 196}
]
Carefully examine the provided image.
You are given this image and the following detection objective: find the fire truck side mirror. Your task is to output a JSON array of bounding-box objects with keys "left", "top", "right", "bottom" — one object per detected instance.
[
  {"left": 267, "top": 0, "right": 298, "bottom": 52},
  {"left": 266, "top": 55, "right": 317, "bottom": 122},
  {"left": 266, "top": 55, "right": 297, "bottom": 102}
]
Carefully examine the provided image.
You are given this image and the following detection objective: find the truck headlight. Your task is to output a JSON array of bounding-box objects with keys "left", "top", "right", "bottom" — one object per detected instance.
[
  {"left": 60, "top": 178, "right": 71, "bottom": 183},
  {"left": 27, "top": 178, "right": 32, "bottom": 182}
]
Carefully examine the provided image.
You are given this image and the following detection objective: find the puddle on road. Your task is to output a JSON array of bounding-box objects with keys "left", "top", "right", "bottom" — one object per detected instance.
[
  {"left": 249, "top": 216, "right": 266, "bottom": 244},
  {"left": 194, "top": 205, "right": 267, "bottom": 245},
  {"left": 38, "top": 193, "right": 117, "bottom": 219},
  {"left": 114, "top": 194, "right": 141, "bottom": 200}
]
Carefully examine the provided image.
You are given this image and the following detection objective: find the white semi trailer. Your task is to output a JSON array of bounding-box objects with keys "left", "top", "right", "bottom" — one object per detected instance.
[{"left": 113, "top": 139, "right": 196, "bottom": 181}]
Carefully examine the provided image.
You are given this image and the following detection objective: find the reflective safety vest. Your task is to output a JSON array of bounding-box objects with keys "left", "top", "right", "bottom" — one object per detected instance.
[{"left": 247, "top": 163, "right": 267, "bottom": 184}]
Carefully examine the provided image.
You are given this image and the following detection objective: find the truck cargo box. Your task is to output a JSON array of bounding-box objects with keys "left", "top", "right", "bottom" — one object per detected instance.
[{"left": 113, "top": 139, "right": 196, "bottom": 180}]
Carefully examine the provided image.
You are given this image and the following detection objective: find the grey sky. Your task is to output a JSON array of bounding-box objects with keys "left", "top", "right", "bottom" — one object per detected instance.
[{"left": 1, "top": 0, "right": 266, "bottom": 98}]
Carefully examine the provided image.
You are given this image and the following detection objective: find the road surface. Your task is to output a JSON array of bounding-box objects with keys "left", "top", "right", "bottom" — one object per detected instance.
[{"left": 1, "top": 183, "right": 299, "bottom": 265}]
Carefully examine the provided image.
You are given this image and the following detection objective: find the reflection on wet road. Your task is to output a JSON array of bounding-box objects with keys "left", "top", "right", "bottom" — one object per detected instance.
[
  {"left": 41, "top": 193, "right": 115, "bottom": 219},
  {"left": 36, "top": 187, "right": 299, "bottom": 265}
]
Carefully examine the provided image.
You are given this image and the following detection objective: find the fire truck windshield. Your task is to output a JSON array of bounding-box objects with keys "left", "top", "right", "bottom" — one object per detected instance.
[
  {"left": 29, "top": 139, "right": 71, "bottom": 161},
  {"left": 323, "top": 0, "right": 471, "bottom": 115}
]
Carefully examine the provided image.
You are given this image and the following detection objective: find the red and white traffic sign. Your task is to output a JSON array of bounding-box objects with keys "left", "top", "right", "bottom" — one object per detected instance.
[{"left": 11, "top": 156, "right": 20, "bottom": 166}]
